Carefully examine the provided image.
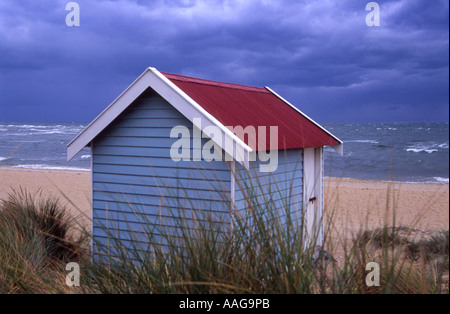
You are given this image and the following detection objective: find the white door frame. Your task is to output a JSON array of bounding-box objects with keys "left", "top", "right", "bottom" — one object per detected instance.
[{"left": 303, "top": 147, "right": 324, "bottom": 248}]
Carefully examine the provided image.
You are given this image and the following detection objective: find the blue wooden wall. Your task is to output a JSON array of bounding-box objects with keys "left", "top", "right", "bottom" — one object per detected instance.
[
  {"left": 234, "top": 149, "right": 303, "bottom": 229},
  {"left": 91, "top": 90, "right": 232, "bottom": 262},
  {"left": 90, "top": 89, "right": 305, "bottom": 263}
]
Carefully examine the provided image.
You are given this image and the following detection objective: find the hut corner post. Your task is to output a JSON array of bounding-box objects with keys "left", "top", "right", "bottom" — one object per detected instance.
[{"left": 303, "top": 147, "right": 324, "bottom": 251}]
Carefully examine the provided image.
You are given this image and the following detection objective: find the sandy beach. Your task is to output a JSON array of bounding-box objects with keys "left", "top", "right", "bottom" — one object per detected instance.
[
  {"left": 0, "top": 167, "right": 92, "bottom": 227},
  {"left": 0, "top": 167, "right": 448, "bottom": 235},
  {"left": 324, "top": 177, "right": 449, "bottom": 239}
]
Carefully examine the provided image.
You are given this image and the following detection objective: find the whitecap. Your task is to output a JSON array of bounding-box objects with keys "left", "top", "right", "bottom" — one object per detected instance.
[
  {"left": 12, "top": 164, "right": 90, "bottom": 171},
  {"left": 346, "top": 140, "right": 379, "bottom": 144},
  {"left": 17, "top": 125, "right": 51, "bottom": 129},
  {"left": 406, "top": 142, "right": 442, "bottom": 154},
  {"left": 28, "top": 128, "right": 65, "bottom": 134},
  {"left": 81, "top": 155, "right": 91, "bottom": 159},
  {"left": 433, "top": 177, "right": 449, "bottom": 184},
  {"left": 406, "top": 148, "right": 437, "bottom": 154},
  {"left": 7, "top": 133, "right": 30, "bottom": 136}
]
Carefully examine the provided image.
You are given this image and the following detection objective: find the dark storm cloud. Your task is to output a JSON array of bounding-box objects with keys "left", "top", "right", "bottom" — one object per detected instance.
[{"left": 0, "top": 0, "right": 448, "bottom": 122}]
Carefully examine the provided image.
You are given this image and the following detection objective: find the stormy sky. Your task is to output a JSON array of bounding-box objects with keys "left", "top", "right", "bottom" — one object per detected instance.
[{"left": 0, "top": 0, "right": 448, "bottom": 123}]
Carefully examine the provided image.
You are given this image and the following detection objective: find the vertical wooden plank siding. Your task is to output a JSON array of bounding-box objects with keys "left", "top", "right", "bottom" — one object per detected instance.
[{"left": 91, "top": 90, "right": 232, "bottom": 262}]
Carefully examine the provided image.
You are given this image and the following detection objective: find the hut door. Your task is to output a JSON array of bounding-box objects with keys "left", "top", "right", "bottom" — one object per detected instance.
[{"left": 303, "top": 147, "right": 324, "bottom": 247}]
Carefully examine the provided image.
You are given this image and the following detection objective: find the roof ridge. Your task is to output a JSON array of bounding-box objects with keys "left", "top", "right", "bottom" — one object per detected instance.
[{"left": 161, "top": 72, "right": 269, "bottom": 93}]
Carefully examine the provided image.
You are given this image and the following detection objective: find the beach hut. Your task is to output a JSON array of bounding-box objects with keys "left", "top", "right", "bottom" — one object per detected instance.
[{"left": 67, "top": 67, "right": 342, "bottom": 261}]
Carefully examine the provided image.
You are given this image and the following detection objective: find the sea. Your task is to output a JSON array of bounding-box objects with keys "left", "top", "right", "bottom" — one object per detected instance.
[{"left": 0, "top": 122, "right": 448, "bottom": 184}]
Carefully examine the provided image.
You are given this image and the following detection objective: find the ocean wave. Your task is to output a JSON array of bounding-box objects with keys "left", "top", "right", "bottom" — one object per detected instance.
[
  {"left": 406, "top": 142, "right": 445, "bottom": 154},
  {"left": 376, "top": 127, "right": 398, "bottom": 131},
  {"left": 0, "top": 157, "right": 11, "bottom": 162},
  {"left": 346, "top": 140, "right": 379, "bottom": 144},
  {"left": 5, "top": 124, "right": 83, "bottom": 134},
  {"left": 29, "top": 128, "right": 66, "bottom": 134},
  {"left": 12, "top": 164, "right": 90, "bottom": 171},
  {"left": 433, "top": 177, "right": 449, "bottom": 184},
  {"left": 81, "top": 155, "right": 91, "bottom": 159},
  {"left": 406, "top": 148, "right": 438, "bottom": 154},
  {"left": 42, "top": 131, "right": 66, "bottom": 135},
  {"left": 7, "top": 132, "right": 65, "bottom": 136},
  {"left": 8, "top": 124, "right": 53, "bottom": 129},
  {"left": 5, "top": 133, "right": 30, "bottom": 136},
  {"left": 417, "top": 127, "right": 431, "bottom": 131}
]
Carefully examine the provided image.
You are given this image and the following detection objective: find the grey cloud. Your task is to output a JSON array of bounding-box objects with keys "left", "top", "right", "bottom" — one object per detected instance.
[{"left": 0, "top": 0, "right": 448, "bottom": 122}]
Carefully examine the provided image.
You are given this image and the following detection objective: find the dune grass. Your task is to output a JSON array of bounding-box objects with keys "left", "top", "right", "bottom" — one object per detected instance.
[
  {"left": 0, "top": 185, "right": 448, "bottom": 294},
  {"left": 0, "top": 188, "right": 88, "bottom": 293}
]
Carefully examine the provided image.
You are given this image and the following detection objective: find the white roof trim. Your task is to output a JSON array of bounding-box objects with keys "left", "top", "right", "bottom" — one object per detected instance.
[
  {"left": 67, "top": 68, "right": 152, "bottom": 162},
  {"left": 149, "top": 68, "right": 252, "bottom": 166},
  {"left": 67, "top": 67, "right": 252, "bottom": 168},
  {"left": 264, "top": 86, "right": 344, "bottom": 156}
]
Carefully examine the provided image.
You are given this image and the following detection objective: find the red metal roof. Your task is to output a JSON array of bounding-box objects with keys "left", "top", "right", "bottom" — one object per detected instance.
[{"left": 162, "top": 72, "right": 341, "bottom": 151}]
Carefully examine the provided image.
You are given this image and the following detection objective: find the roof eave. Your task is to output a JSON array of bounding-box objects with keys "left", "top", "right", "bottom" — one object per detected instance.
[
  {"left": 264, "top": 86, "right": 344, "bottom": 155},
  {"left": 67, "top": 68, "right": 154, "bottom": 161},
  {"left": 66, "top": 67, "right": 252, "bottom": 168}
]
